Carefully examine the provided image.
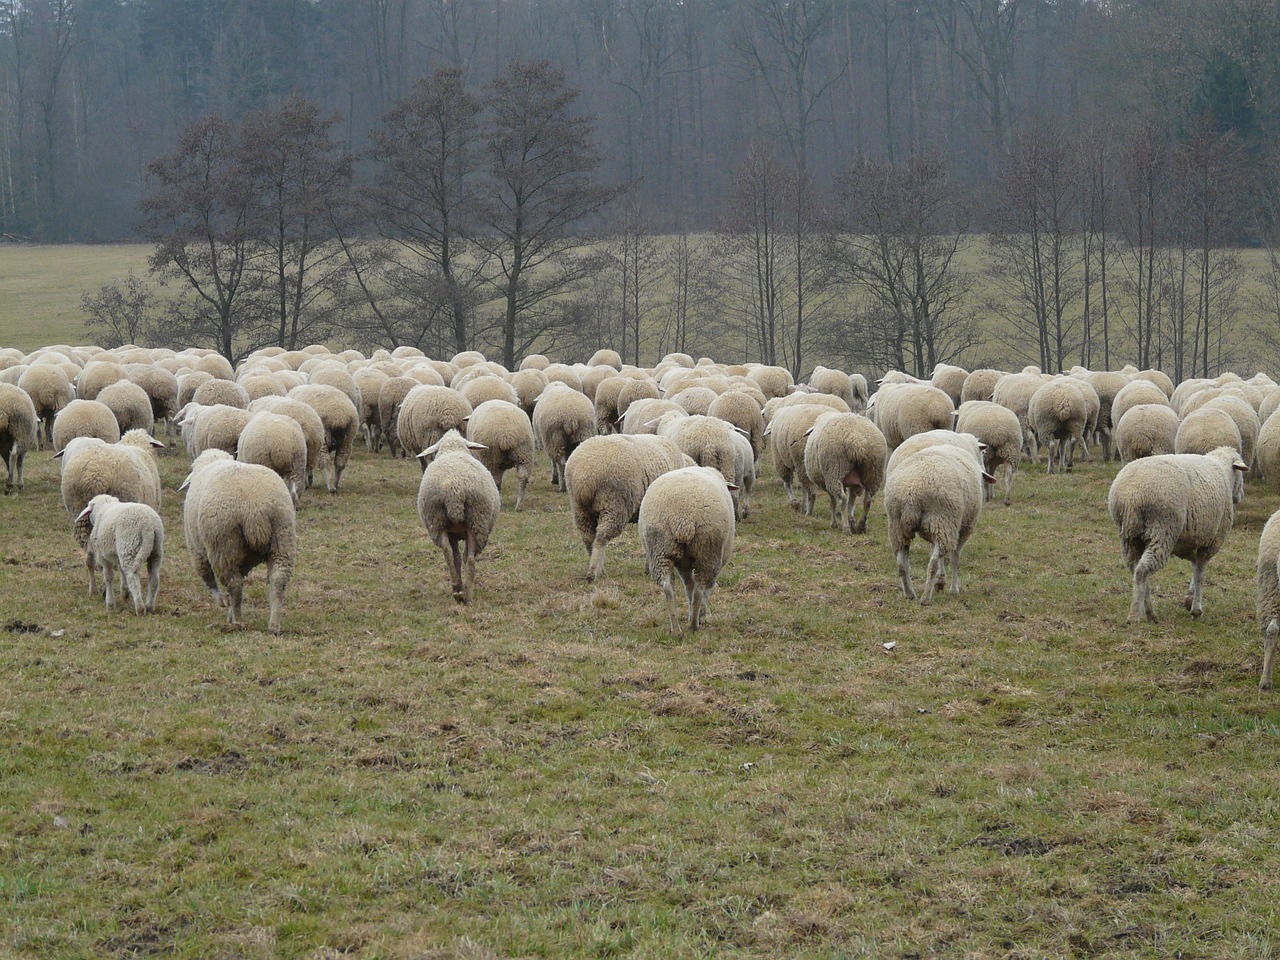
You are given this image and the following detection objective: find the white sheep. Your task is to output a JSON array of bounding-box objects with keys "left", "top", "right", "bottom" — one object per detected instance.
[
  {"left": 532, "top": 384, "right": 597, "bottom": 492},
  {"left": 955, "top": 400, "right": 1022, "bottom": 505},
  {"left": 416, "top": 429, "right": 501, "bottom": 603},
  {"left": 1175, "top": 407, "right": 1242, "bottom": 458},
  {"left": 566, "top": 434, "right": 689, "bottom": 581},
  {"left": 656, "top": 413, "right": 739, "bottom": 488},
  {"left": 807, "top": 366, "right": 855, "bottom": 409},
  {"left": 1028, "top": 378, "right": 1088, "bottom": 473},
  {"left": 237, "top": 411, "right": 308, "bottom": 507},
  {"left": 884, "top": 445, "right": 993, "bottom": 604},
  {"left": 96, "top": 379, "right": 156, "bottom": 436},
  {"left": 708, "top": 390, "right": 766, "bottom": 464},
  {"left": 0, "top": 382, "right": 38, "bottom": 493},
  {"left": 17, "top": 364, "right": 74, "bottom": 448},
  {"left": 960, "top": 368, "right": 1004, "bottom": 404},
  {"left": 930, "top": 363, "right": 969, "bottom": 406},
  {"left": 768, "top": 403, "right": 838, "bottom": 513},
  {"left": 76, "top": 493, "right": 163, "bottom": 613},
  {"left": 464, "top": 399, "right": 535, "bottom": 511},
  {"left": 803, "top": 412, "right": 888, "bottom": 533},
  {"left": 1257, "top": 510, "right": 1280, "bottom": 690},
  {"left": 638, "top": 465, "right": 737, "bottom": 635},
  {"left": 289, "top": 383, "right": 360, "bottom": 491},
  {"left": 873, "top": 382, "right": 955, "bottom": 450},
  {"left": 1107, "top": 446, "right": 1247, "bottom": 622},
  {"left": 1113, "top": 403, "right": 1179, "bottom": 464},
  {"left": 181, "top": 450, "right": 296, "bottom": 633}
]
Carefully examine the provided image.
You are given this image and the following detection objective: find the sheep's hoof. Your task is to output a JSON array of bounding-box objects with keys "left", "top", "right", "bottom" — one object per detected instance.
[
  {"left": 1261, "top": 678, "right": 1273, "bottom": 692},
  {"left": 452, "top": 591, "right": 466, "bottom": 603}
]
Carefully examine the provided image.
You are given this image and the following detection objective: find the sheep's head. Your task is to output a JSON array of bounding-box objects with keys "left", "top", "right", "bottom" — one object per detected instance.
[{"left": 120, "top": 429, "right": 165, "bottom": 451}]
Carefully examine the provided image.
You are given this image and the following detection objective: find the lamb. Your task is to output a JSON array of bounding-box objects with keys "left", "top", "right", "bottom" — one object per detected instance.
[
  {"left": 1108, "top": 446, "right": 1246, "bottom": 622},
  {"left": 76, "top": 494, "right": 163, "bottom": 613},
  {"left": 532, "top": 384, "right": 597, "bottom": 491},
  {"left": 17, "top": 364, "right": 74, "bottom": 448},
  {"left": 0, "top": 382, "right": 38, "bottom": 492},
  {"left": 930, "top": 363, "right": 969, "bottom": 406},
  {"left": 96, "top": 379, "right": 156, "bottom": 436},
  {"left": 1175, "top": 408, "right": 1242, "bottom": 458},
  {"left": 1028, "top": 378, "right": 1088, "bottom": 473},
  {"left": 1113, "top": 403, "right": 1179, "bottom": 464},
  {"left": 1257, "top": 510, "right": 1280, "bottom": 689},
  {"left": 416, "top": 429, "right": 501, "bottom": 603},
  {"left": 803, "top": 412, "right": 888, "bottom": 533},
  {"left": 288, "top": 383, "right": 360, "bottom": 491},
  {"left": 181, "top": 450, "right": 296, "bottom": 633},
  {"left": 51, "top": 398, "right": 121, "bottom": 452},
  {"left": 873, "top": 382, "right": 955, "bottom": 450},
  {"left": 955, "top": 400, "right": 1022, "bottom": 505},
  {"left": 884, "top": 445, "right": 992, "bottom": 604},
  {"left": 237, "top": 411, "right": 308, "bottom": 506},
  {"left": 638, "top": 466, "right": 737, "bottom": 635},
  {"left": 464, "top": 399, "right": 535, "bottom": 511},
  {"left": 396, "top": 385, "right": 473, "bottom": 474},
  {"left": 708, "top": 390, "right": 766, "bottom": 463},
  {"left": 565, "top": 433, "right": 689, "bottom": 581}
]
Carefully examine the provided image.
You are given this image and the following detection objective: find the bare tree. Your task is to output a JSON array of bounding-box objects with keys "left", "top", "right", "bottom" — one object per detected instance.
[
  {"left": 830, "top": 152, "right": 976, "bottom": 377},
  {"left": 608, "top": 197, "right": 664, "bottom": 365},
  {"left": 475, "top": 59, "right": 621, "bottom": 367},
  {"left": 80, "top": 271, "right": 161, "bottom": 348},
  {"left": 1116, "top": 121, "right": 1168, "bottom": 369}
]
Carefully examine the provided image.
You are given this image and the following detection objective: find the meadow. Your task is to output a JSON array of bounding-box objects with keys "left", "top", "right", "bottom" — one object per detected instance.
[{"left": 3, "top": 425, "right": 1280, "bottom": 958}]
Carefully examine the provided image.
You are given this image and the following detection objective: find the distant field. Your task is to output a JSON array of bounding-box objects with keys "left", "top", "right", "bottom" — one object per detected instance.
[
  {"left": 3, "top": 436, "right": 1280, "bottom": 957},
  {"left": 0, "top": 244, "right": 150, "bottom": 351}
]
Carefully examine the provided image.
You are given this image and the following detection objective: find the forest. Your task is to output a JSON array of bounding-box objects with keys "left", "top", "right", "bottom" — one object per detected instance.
[{"left": 6, "top": 0, "right": 1280, "bottom": 375}]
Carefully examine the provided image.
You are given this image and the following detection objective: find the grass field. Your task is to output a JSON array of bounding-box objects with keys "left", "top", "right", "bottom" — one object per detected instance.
[{"left": 3, "top": 433, "right": 1280, "bottom": 958}]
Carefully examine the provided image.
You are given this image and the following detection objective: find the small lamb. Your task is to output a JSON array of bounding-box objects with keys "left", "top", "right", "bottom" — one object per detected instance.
[{"left": 77, "top": 494, "right": 164, "bottom": 613}]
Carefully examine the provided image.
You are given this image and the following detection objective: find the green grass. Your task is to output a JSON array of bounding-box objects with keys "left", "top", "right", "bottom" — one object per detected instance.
[{"left": 3, "top": 436, "right": 1280, "bottom": 958}]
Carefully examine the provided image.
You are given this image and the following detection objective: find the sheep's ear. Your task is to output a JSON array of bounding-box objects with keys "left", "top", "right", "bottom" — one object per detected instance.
[
  {"left": 726, "top": 481, "right": 740, "bottom": 491},
  {"left": 178, "top": 474, "right": 192, "bottom": 491},
  {"left": 1233, "top": 461, "right": 1248, "bottom": 472},
  {"left": 148, "top": 436, "right": 165, "bottom": 448},
  {"left": 978, "top": 441, "right": 989, "bottom": 451},
  {"left": 53, "top": 448, "right": 65, "bottom": 459},
  {"left": 981, "top": 470, "right": 997, "bottom": 484},
  {"left": 75, "top": 504, "right": 94, "bottom": 522},
  {"left": 418, "top": 439, "right": 441, "bottom": 459},
  {"left": 733, "top": 425, "right": 750, "bottom": 436},
  {"left": 803, "top": 426, "right": 815, "bottom": 437},
  {"left": 465, "top": 440, "right": 487, "bottom": 451},
  {"left": 644, "top": 419, "right": 660, "bottom": 430}
]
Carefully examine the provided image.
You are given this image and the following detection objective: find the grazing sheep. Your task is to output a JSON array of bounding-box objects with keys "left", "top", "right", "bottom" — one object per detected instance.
[
  {"left": 621, "top": 398, "right": 685, "bottom": 435},
  {"left": 397, "top": 385, "right": 473, "bottom": 474},
  {"left": 873, "top": 382, "right": 955, "bottom": 450},
  {"left": 956, "top": 400, "right": 1022, "bottom": 505},
  {"left": 566, "top": 434, "right": 689, "bottom": 581},
  {"left": 532, "top": 384, "right": 597, "bottom": 492},
  {"left": 709, "top": 390, "right": 766, "bottom": 464},
  {"left": 237, "top": 412, "right": 308, "bottom": 506},
  {"left": 638, "top": 466, "right": 737, "bottom": 635},
  {"left": 51, "top": 399, "right": 121, "bottom": 453},
  {"left": 808, "top": 366, "right": 855, "bottom": 408},
  {"left": 127, "top": 365, "right": 180, "bottom": 446},
  {"left": 991, "top": 372, "right": 1045, "bottom": 461},
  {"left": 17, "top": 364, "right": 75, "bottom": 448},
  {"left": 589, "top": 348, "right": 623, "bottom": 370},
  {"left": 376, "top": 376, "right": 420, "bottom": 458},
  {"left": 185, "top": 403, "right": 254, "bottom": 457},
  {"left": 669, "top": 385, "right": 719, "bottom": 417},
  {"left": 593, "top": 376, "right": 627, "bottom": 435},
  {"left": 181, "top": 451, "right": 296, "bottom": 633},
  {"left": 192, "top": 377, "right": 252, "bottom": 409},
  {"left": 289, "top": 383, "right": 360, "bottom": 492},
  {"left": 747, "top": 365, "right": 794, "bottom": 401},
  {"left": 769, "top": 403, "right": 838, "bottom": 513},
  {"left": 1257, "top": 510, "right": 1280, "bottom": 690},
  {"left": 77, "top": 494, "right": 163, "bottom": 613},
  {"left": 1028, "top": 379, "right": 1088, "bottom": 473},
  {"left": 76, "top": 360, "right": 128, "bottom": 401},
  {"left": 1133, "top": 368, "right": 1174, "bottom": 398},
  {"left": 96, "top": 380, "right": 155, "bottom": 436},
  {"left": 930, "top": 363, "right": 969, "bottom": 406},
  {"left": 803, "top": 412, "right": 888, "bottom": 533},
  {"left": 850, "top": 374, "right": 870, "bottom": 413},
  {"left": 1111, "top": 379, "right": 1170, "bottom": 429},
  {"left": 464, "top": 399, "right": 536, "bottom": 511},
  {"left": 885, "top": 428, "right": 986, "bottom": 477},
  {"left": 353, "top": 367, "right": 389, "bottom": 451},
  {"left": 885, "top": 445, "right": 992, "bottom": 604},
  {"left": 238, "top": 374, "right": 288, "bottom": 402},
  {"left": 1113, "top": 403, "right": 1179, "bottom": 465},
  {"left": 764, "top": 391, "right": 851, "bottom": 429},
  {"left": 1085, "top": 370, "right": 1131, "bottom": 461},
  {"left": 177, "top": 371, "right": 215, "bottom": 408},
  {"left": 508, "top": 368, "right": 548, "bottom": 417},
  {"left": 521, "top": 354, "right": 550, "bottom": 371},
  {"left": 728, "top": 428, "right": 755, "bottom": 518},
  {"left": 0, "top": 382, "right": 38, "bottom": 492},
  {"left": 1201, "top": 395, "right": 1260, "bottom": 471},
  {"left": 1175, "top": 408, "right": 1242, "bottom": 458},
  {"left": 460, "top": 374, "right": 519, "bottom": 410},
  {"left": 416, "top": 429, "right": 501, "bottom": 603},
  {"left": 656, "top": 414, "right": 739, "bottom": 488},
  {"left": 1108, "top": 446, "right": 1246, "bottom": 622},
  {"left": 961, "top": 368, "right": 1004, "bottom": 404},
  {"left": 248, "top": 397, "right": 324, "bottom": 487}
]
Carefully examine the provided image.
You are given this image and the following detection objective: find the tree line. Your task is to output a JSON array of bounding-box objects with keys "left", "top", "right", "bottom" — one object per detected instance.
[{"left": 81, "top": 54, "right": 1280, "bottom": 380}]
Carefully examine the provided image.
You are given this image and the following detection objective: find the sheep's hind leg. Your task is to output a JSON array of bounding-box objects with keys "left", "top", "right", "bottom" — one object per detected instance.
[
  {"left": 224, "top": 577, "right": 244, "bottom": 628},
  {"left": 462, "top": 529, "right": 478, "bottom": 604},
  {"left": 145, "top": 554, "right": 162, "bottom": 612},
  {"left": 922, "top": 542, "right": 946, "bottom": 605},
  {"left": 443, "top": 537, "right": 464, "bottom": 602},
  {"left": 125, "top": 568, "right": 145, "bottom": 614},
  {"left": 651, "top": 558, "right": 681, "bottom": 635},
  {"left": 1130, "top": 538, "right": 1170, "bottom": 623},
  {"left": 1184, "top": 554, "right": 1208, "bottom": 618},
  {"left": 266, "top": 557, "right": 289, "bottom": 634},
  {"left": 896, "top": 546, "right": 917, "bottom": 601},
  {"left": 1262, "top": 618, "right": 1279, "bottom": 691},
  {"left": 948, "top": 546, "right": 963, "bottom": 595}
]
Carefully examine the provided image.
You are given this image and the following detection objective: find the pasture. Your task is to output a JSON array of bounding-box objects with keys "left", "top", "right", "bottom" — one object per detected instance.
[{"left": 3, "top": 432, "right": 1280, "bottom": 958}]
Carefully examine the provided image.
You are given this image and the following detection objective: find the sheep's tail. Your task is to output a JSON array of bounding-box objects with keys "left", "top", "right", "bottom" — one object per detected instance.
[{"left": 116, "top": 524, "right": 157, "bottom": 573}]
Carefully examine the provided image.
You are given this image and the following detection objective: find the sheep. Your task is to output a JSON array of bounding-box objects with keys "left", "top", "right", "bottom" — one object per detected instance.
[
  {"left": 638, "top": 466, "right": 737, "bottom": 635},
  {"left": 885, "top": 428, "right": 986, "bottom": 477},
  {"left": 747, "top": 365, "right": 794, "bottom": 400},
  {"left": 961, "top": 368, "right": 1004, "bottom": 404},
  {"left": 508, "top": 368, "right": 548, "bottom": 417},
  {"left": 593, "top": 376, "right": 627, "bottom": 435},
  {"left": 127, "top": 365, "right": 180, "bottom": 446},
  {"left": 416, "top": 429, "right": 501, "bottom": 603},
  {"left": 580, "top": 364, "right": 621, "bottom": 403},
  {"left": 192, "top": 377, "right": 252, "bottom": 409},
  {"left": 621, "top": 398, "right": 685, "bottom": 435},
  {"left": 353, "top": 367, "right": 389, "bottom": 451},
  {"left": 0, "top": 382, "right": 38, "bottom": 493},
  {"left": 768, "top": 403, "right": 839, "bottom": 513},
  {"left": 459, "top": 374, "right": 519, "bottom": 410},
  {"left": 873, "top": 382, "right": 955, "bottom": 450},
  {"left": 521, "top": 354, "right": 550, "bottom": 371},
  {"left": 237, "top": 412, "right": 308, "bottom": 506},
  {"left": 1111, "top": 379, "right": 1170, "bottom": 428},
  {"left": 1085, "top": 370, "right": 1131, "bottom": 461},
  {"left": 956, "top": 400, "right": 1022, "bottom": 505},
  {"left": 729, "top": 428, "right": 755, "bottom": 519},
  {"left": 76, "top": 360, "right": 128, "bottom": 400},
  {"left": 1107, "top": 446, "right": 1246, "bottom": 622},
  {"left": 532, "top": 384, "right": 597, "bottom": 492},
  {"left": 884, "top": 445, "right": 993, "bottom": 604},
  {"left": 1114, "top": 403, "right": 1179, "bottom": 465},
  {"left": 1257, "top": 510, "right": 1280, "bottom": 690},
  {"left": 248, "top": 397, "right": 324, "bottom": 486},
  {"left": 177, "top": 370, "right": 215, "bottom": 408},
  {"left": 669, "top": 385, "right": 719, "bottom": 417},
  {"left": 464, "top": 399, "right": 535, "bottom": 511},
  {"left": 96, "top": 380, "right": 156, "bottom": 436},
  {"left": 565, "top": 434, "right": 688, "bottom": 581},
  {"left": 1201, "top": 395, "right": 1260, "bottom": 472},
  {"left": 376, "top": 376, "right": 420, "bottom": 458},
  {"left": 616, "top": 378, "right": 661, "bottom": 422},
  {"left": 991, "top": 372, "right": 1045, "bottom": 460},
  {"left": 238, "top": 374, "right": 289, "bottom": 402},
  {"left": 808, "top": 366, "right": 855, "bottom": 408},
  {"left": 803, "top": 412, "right": 888, "bottom": 533},
  {"left": 396, "top": 385, "right": 473, "bottom": 474},
  {"left": 588, "top": 348, "right": 623, "bottom": 370},
  {"left": 1133, "top": 368, "right": 1174, "bottom": 398},
  {"left": 288, "top": 384, "right": 360, "bottom": 492},
  {"left": 764, "top": 391, "right": 851, "bottom": 429},
  {"left": 76, "top": 494, "right": 163, "bottom": 613},
  {"left": 51, "top": 398, "right": 121, "bottom": 453},
  {"left": 708, "top": 390, "right": 766, "bottom": 464},
  {"left": 1028, "top": 378, "right": 1088, "bottom": 473},
  {"left": 181, "top": 450, "right": 296, "bottom": 633},
  {"left": 1175, "top": 408, "right": 1242, "bottom": 458},
  {"left": 17, "top": 364, "right": 74, "bottom": 448},
  {"left": 193, "top": 353, "right": 235, "bottom": 380},
  {"left": 656, "top": 414, "right": 739, "bottom": 488},
  {"left": 184, "top": 403, "right": 254, "bottom": 457},
  {"left": 931, "top": 363, "right": 969, "bottom": 406}
]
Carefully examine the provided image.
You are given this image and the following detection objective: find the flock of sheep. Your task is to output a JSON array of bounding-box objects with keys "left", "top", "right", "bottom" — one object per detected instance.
[{"left": 3, "top": 341, "right": 1280, "bottom": 688}]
